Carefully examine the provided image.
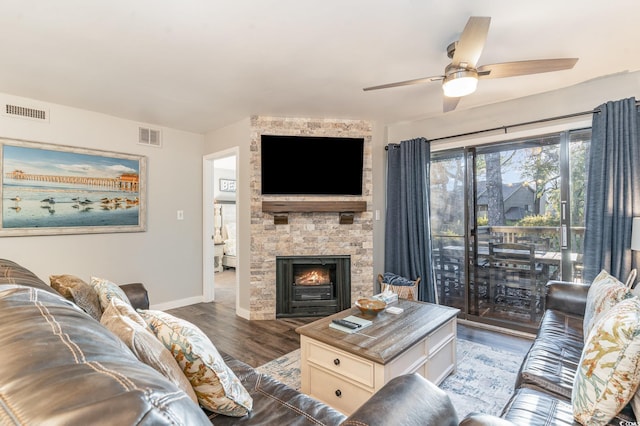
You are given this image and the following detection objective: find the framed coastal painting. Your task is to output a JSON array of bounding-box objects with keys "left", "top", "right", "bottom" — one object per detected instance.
[{"left": 0, "top": 138, "right": 147, "bottom": 236}]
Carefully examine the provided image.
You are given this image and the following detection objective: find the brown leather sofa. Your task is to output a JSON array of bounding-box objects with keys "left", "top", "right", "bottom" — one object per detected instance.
[{"left": 0, "top": 258, "right": 441, "bottom": 425}]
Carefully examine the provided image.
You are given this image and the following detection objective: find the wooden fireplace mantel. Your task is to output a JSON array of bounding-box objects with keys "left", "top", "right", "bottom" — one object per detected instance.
[
  {"left": 262, "top": 201, "right": 367, "bottom": 224},
  {"left": 262, "top": 201, "right": 366, "bottom": 213}
]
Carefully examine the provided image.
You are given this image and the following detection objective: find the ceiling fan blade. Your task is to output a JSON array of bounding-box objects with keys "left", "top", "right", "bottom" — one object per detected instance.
[
  {"left": 452, "top": 16, "right": 491, "bottom": 68},
  {"left": 443, "top": 96, "right": 461, "bottom": 113},
  {"left": 477, "top": 58, "right": 578, "bottom": 79},
  {"left": 363, "top": 75, "right": 444, "bottom": 91}
]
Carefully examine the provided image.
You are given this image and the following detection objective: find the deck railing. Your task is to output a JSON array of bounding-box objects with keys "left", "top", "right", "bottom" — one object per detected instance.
[{"left": 478, "top": 226, "right": 584, "bottom": 251}]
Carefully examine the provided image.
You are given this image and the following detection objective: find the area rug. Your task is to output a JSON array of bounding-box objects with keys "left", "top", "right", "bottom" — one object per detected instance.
[{"left": 256, "top": 338, "right": 524, "bottom": 419}]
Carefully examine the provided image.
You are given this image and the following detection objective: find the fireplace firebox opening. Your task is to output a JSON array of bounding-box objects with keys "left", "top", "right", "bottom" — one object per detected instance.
[{"left": 276, "top": 255, "right": 350, "bottom": 318}]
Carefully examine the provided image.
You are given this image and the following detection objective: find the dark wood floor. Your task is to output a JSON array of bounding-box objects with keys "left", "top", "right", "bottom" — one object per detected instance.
[{"left": 166, "top": 269, "right": 533, "bottom": 368}]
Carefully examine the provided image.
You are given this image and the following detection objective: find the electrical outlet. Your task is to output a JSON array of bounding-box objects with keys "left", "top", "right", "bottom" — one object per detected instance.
[{"left": 177, "top": 210, "right": 184, "bottom": 220}]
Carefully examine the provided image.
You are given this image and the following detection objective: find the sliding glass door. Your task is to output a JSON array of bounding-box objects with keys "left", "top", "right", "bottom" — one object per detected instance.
[
  {"left": 431, "top": 129, "right": 590, "bottom": 332},
  {"left": 565, "top": 129, "right": 590, "bottom": 283},
  {"left": 431, "top": 151, "right": 467, "bottom": 311}
]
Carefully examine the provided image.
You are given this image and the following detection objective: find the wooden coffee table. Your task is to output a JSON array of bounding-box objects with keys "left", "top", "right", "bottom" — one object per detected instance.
[{"left": 296, "top": 299, "right": 459, "bottom": 415}]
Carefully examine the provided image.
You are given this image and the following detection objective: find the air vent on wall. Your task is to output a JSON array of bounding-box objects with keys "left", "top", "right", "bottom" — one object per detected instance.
[
  {"left": 138, "top": 126, "right": 162, "bottom": 147},
  {"left": 3, "top": 103, "right": 49, "bottom": 122}
]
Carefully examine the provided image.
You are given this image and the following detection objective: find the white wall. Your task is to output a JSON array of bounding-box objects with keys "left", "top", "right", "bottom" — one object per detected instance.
[
  {"left": 369, "top": 121, "right": 387, "bottom": 289},
  {"left": 387, "top": 71, "right": 640, "bottom": 147},
  {"left": 379, "top": 72, "right": 640, "bottom": 295},
  {"left": 362, "top": 70, "right": 636, "bottom": 290},
  {"left": 0, "top": 93, "right": 205, "bottom": 308},
  {"left": 10, "top": 71, "right": 626, "bottom": 313}
]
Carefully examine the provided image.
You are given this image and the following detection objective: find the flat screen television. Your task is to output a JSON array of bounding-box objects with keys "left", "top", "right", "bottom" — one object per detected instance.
[{"left": 261, "top": 135, "right": 364, "bottom": 195}]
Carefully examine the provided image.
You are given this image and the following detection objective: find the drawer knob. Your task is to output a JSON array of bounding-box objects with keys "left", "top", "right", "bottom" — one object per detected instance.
[
  {"left": 335, "top": 389, "right": 342, "bottom": 397},
  {"left": 333, "top": 358, "right": 340, "bottom": 366}
]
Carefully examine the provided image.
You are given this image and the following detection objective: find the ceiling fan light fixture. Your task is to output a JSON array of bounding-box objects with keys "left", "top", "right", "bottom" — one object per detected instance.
[{"left": 442, "top": 69, "right": 478, "bottom": 97}]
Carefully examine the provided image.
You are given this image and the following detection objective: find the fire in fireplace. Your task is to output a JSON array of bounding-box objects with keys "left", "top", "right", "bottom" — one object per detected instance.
[
  {"left": 276, "top": 255, "right": 350, "bottom": 318},
  {"left": 294, "top": 266, "right": 332, "bottom": 285}
]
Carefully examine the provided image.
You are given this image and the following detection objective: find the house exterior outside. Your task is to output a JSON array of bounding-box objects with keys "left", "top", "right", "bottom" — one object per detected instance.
[{"left": 476, "top": 181, "right": 546, "bottom": 223}]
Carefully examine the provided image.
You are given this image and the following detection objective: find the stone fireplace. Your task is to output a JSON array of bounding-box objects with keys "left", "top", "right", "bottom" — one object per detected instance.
[
  {"left": 276, "top": 255, "right": 350, "bottom": 318},
  {"left": 249, "top": 116, "right": 374, "bottom": 320}
]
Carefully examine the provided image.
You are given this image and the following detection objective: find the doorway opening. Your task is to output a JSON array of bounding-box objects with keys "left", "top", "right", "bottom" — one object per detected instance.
[{"left": 203, "top": 149, "right": 238, "bottom": 312}]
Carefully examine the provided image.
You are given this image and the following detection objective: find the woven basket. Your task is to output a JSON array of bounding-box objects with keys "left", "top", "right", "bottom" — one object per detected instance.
[{"left": 377, "top": 274, "right": 420, "bottom": 301}]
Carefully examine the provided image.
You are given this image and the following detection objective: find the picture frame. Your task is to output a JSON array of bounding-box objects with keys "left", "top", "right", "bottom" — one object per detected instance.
[{"left": 1, "top": 138, "right": 147, "bottom": 236}]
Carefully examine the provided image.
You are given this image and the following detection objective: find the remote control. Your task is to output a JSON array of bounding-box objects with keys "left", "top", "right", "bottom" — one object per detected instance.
[{"left": 332, "top": 319, "right": 361, "bottom": 329}]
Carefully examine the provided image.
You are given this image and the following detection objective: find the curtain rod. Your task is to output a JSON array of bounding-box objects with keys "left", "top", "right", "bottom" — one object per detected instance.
[{"left": 384, "top": 100, "right": 640, "bottom": 148}]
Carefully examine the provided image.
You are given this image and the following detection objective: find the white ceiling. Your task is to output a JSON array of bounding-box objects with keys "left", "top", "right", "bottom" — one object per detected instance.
[{"left": 1, "top": 1, "right": 638, "bottom": 134}]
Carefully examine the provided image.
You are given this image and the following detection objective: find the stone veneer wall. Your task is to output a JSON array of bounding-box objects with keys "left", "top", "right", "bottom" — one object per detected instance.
[{"left": 250, "top": 116, "right": 374, "bottom": 320}]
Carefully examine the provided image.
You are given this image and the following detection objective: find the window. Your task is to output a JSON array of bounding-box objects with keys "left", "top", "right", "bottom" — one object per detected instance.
[{"left": 431, "top": 128, "right": 590, "bottom": 332}]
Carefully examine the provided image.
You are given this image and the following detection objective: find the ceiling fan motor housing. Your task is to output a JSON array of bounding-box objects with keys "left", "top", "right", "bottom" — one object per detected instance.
[
  {"left": 446, "top": 41, "right": 458, "bottom": 59},
  {"left": 444, "top": 63, "right": 477, "bottom": 77}
]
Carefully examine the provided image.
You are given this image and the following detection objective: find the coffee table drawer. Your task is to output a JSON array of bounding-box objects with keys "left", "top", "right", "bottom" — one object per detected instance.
[
  {"left": 308, "top": 365, "right": 373, "bottom": 414},
  {"left": 427, "top": 338, "right": 456, "bottom": 384},
  {"left": 428, "top": 320, "right": 456, "bottom": 355},
  {"left": 307, "top": 340, "right": 374, "bottom": 386}
]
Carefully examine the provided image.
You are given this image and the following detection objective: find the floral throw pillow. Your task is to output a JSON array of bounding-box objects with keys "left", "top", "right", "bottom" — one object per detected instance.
[
  {"left": 583, "top": 269, "right": 632, "bottom": 342},
  {"left": 100, "top": 298, "right": 198, "bottom": 404},
  {"left": 572, "top": 296, "right": 640, "bottom": 425},
  {"left": 91, "top": 276, "right": 132, "bottom": 312},
  {"left": 139, "top": 309, "right": 253, "bottom": 417}
]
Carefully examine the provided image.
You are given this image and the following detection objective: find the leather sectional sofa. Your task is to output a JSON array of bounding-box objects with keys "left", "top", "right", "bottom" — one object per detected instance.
[
  {"left": 6, "top": 255, "right": 634, "bottom": 425},
  {"left": 461, "top": 279, "right": 639, "bottom": 426},
  {"left": 0, "top": 258, "right": 441, "bottom": 425}
]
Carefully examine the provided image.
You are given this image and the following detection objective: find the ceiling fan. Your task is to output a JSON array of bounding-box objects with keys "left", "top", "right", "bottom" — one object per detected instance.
[{"left": 363, "top": 16, "right": 578, "bottom": 112}]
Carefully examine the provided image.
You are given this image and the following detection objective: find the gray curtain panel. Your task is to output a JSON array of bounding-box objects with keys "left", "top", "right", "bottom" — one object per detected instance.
[
  {"left": 583, "top": 97, "right": 640, "bottom": 283},
  {"left": 384, "top": 138, "right": 437, "bottom": 303}
]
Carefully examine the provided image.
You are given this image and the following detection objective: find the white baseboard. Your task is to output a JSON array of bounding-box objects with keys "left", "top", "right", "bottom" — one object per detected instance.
[
  {"left": 150, "top": 295, "right": 204, "bottom": 311},
  {"left": 236, "top": 305, "right": 250, "bottom": 320}
]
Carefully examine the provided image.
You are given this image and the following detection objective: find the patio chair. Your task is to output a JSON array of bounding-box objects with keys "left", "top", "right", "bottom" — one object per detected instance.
[{"left": 434, "top": 240, "right": 464, "bottom": 306}]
